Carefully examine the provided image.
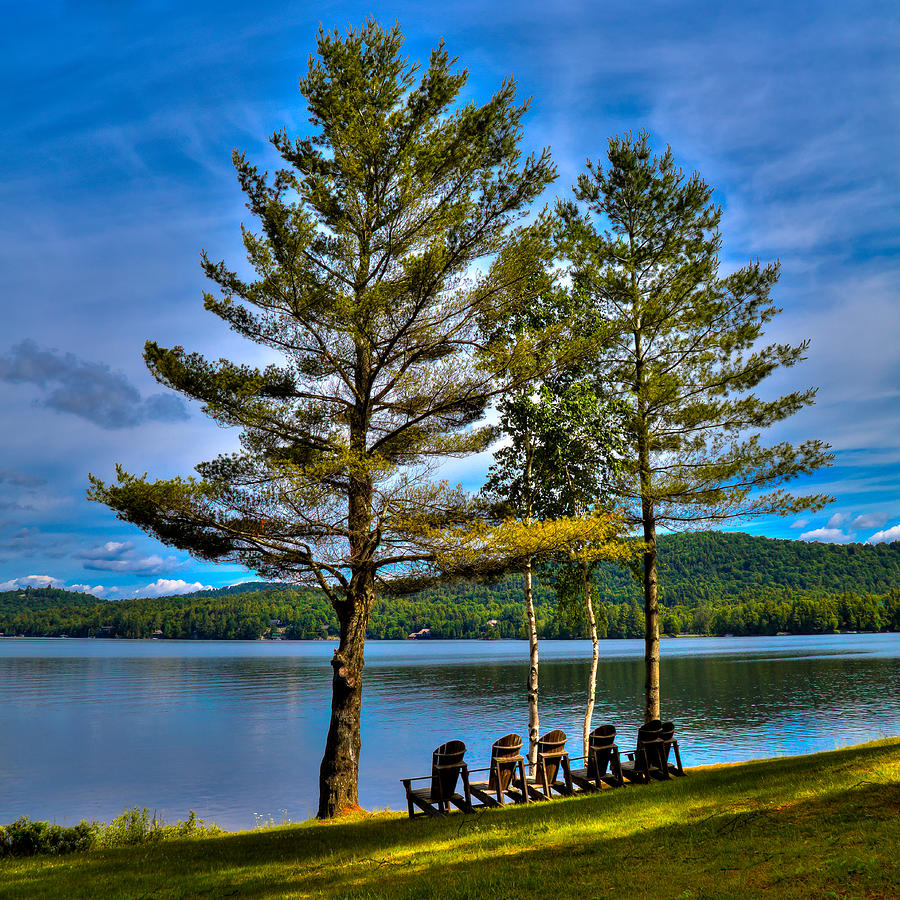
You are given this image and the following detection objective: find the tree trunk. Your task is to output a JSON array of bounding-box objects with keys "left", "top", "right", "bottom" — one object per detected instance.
[
  {"left": 522, "top": 423, "right": 540, "bottom": 769},
  {"left": 582, "top": 560, "right": 598, "bottom": 756},
  {"left": 319, "top": 351, "right": 374, "bottom": 818},
  {"left": 524, "top": 553, "right": 540, "bottom": 769},
  {"left": 634, "top": 325, "right": 660, "bottom": 722},
  {"left": 641, "top": 510, "right": 659, "bottom": 722},
  {"left": 317, "top": 584, "right": 370, "bottom": 818}
]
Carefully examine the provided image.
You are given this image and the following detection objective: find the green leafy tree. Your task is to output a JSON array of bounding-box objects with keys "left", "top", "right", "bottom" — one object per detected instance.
[
  {"left": 88, "top": 20, "right": 554, "bottom": 817},
  {"left": 559, "top": 131, "right": 832, "bottom": 721},
  {"left": 532, "top": 377, "right": 628, "bottom": 754},
  {"left": 483, "top": 359, "right": 631, "bottom": 759}
]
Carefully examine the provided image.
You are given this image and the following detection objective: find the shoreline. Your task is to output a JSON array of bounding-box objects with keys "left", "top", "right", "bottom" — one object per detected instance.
[{"left": 0, "top": 629, "right": 888, "bottom": 642}]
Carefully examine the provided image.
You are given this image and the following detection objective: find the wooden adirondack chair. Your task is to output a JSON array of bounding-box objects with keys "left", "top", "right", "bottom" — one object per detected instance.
[
  {"left": 658, "top": 721, "right": 686, "bottom": 777},
  {"left": 468, "top": 733, "right": 530, "bottom": 807},
  {"left": 401, "top": 739, "right": 473, "bottom": 818},
  {"left": 524, "top": 729, "right": 574, "bottom": 799},
  {"left": 620, "top": 720, "right": 663, "bottom": 785},
  {"left": 569, "top": 724, "right": 624, "bottom": 791}
]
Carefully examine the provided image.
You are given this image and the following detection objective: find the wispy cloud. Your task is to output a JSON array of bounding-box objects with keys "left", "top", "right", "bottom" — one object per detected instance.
[
  {"left": 0, "top": 469, "right": 46, "bottom": 488},
  {"left": 77, "top": 541, "right": 185, "bottom": 575},
  {"left": 0, "top": 468, "right": 54, "bottom": 515},
  {"left": 0, "top": 528, "right": 72, "bottom": 560},
  {"left": 0, "top": 340, "right": 189, "bottom": 429},
  {"left": 850, "top": 513, "right": 887, "bottom": 530}
]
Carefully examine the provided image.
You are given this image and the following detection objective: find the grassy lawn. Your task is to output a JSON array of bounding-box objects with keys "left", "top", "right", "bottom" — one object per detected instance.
[{"left": 2, "top": 737, "right": 899, "bottom": 899}]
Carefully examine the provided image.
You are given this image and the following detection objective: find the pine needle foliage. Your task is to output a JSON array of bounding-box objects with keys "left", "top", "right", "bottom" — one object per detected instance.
[
  {"left": 558, "top": 131, "right": 833, "bottom": 720},
  {"left": 88, "top": 19, "right": 555, "bottom": 817}
]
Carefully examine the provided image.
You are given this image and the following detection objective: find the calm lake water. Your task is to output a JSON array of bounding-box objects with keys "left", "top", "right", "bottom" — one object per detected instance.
[{"left": 1, "top": 634, "right": 898, "bottom": 830}]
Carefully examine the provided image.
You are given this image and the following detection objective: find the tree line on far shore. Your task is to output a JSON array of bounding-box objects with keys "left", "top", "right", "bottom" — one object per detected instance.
[
  {"left": 4, "top": 530, "right": 900, "bottom": 640},
  {"left": 2, "top": 584, "right": 898, "bottom": 641}
]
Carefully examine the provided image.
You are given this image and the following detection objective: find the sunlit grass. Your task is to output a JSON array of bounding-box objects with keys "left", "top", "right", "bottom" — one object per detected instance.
[{"left": 2, "top": 737, "right": 898, "bottom": 898}]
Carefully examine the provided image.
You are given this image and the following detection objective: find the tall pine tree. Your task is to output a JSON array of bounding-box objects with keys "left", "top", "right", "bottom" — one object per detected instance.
[
  {"left": 89, "top": 20, "right": 555, "bottom": 817},
  {"left": 559, "top": 131, "right": 832, "bottom": 721}
]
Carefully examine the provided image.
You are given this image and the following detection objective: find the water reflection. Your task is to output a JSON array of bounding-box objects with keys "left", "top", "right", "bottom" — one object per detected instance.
[{"left": 0, "top": 635, "right": 897, "bottom": 829}]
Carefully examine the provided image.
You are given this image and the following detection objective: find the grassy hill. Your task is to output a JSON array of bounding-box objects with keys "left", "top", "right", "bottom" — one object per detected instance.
[{"left": 2, "top": 737, "right": 899, "bottom": 899}]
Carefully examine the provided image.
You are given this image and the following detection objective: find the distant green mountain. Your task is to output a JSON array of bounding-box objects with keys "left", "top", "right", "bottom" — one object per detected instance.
[
  {"left": 594, "top": 531, "right": 900, "bottom": 607},
  {"left": 1, "top": 532, "right": 899, "bottom": 639},
  {"left": 0, "top": 586, "right": 101, "bottom": 613},
  {"left": 185, "top": 581, "right": 285, "bottom": 598}
]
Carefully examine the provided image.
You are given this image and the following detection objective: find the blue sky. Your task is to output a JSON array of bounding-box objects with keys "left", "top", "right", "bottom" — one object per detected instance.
[{"left": 1, "top": 0, "right": 897, "bottom": 598}]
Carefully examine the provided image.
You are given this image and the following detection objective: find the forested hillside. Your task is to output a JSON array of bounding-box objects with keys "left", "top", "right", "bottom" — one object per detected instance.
[
  {"left": 593, "top": 531, "right": 900, "bottom": 604},
  {"left": 2, "top": 532, "right": 899, "bottom": 639}
]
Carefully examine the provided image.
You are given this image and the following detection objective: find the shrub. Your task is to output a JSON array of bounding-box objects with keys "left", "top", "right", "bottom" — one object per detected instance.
[
  {"left": 0, "top": 808, "right": 219, "bottom": 858},
  {"left": 94, "top": 807, "right": 219, "bottom": 847},
  {"left": 0, "top": 817, "right": 96, "bottom": 858}
]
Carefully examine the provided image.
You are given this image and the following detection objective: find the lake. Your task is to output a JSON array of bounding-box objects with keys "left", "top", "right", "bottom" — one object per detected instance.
[{"left": 1, "top": 634, "right": 898, "bottom": 830}]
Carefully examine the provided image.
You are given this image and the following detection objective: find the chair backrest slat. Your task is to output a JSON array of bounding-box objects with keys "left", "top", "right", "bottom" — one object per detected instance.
[
  {"left": 658, "top": 721, "right": 676, "bottom": 766},
  {"left": 537, "top": 729, "right": 567, "bottom": 784},
  {"left": 489, "top": 733, "right": 523, "bottom": 792},
  {"left": 431, "top": 740, "right": 466, "bottom": 799},
  {"left": 636, "top": 720, "right": 663, "bottom": 771},
  {"left": 588, "top": 724, "right": 616, "bottom": 780}
]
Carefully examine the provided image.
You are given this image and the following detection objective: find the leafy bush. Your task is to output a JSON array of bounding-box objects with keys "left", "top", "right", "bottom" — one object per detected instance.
[
  {"left": 0, "top": 817, "right": 95, "bottom": 858},
  {"left": 94, "top": 807, "right": 219, "bottom": 847},
  {"left": 0, "top": 808, "right": 220, "bottom": 858}
]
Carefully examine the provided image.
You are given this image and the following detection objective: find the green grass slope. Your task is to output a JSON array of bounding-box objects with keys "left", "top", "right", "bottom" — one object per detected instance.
[{"left": 3, "top": 737, "right": 899, "bottom": 899}]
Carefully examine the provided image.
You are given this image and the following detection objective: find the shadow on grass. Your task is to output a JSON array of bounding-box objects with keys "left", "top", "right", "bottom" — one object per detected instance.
[{"left": 3, "top": 738, "right": 899, "bottom": 900}]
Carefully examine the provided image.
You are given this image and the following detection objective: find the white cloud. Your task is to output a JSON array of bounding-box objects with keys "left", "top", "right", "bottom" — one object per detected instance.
[
  {"left": 0, "top": 575, "right": 212, "bottom": 598},
  {"left": 0, "top": 574, "right": 65, "bottom": 590},
  {"left": 799, "top": 527, "right": 855, "bottom": 544},
  {"left": 131, "top": 578, "right": 213, "bottom": 598},
  {"left": 867, "top": 524, "right": 900, "bottom": 545},
  {"left": 68, "top": 583, "right": 115, "bottom": 598},
  {"left": 789, "top": 518, "right": 810, "bottom": 529},
  {"left": 826, "top": 513, "right": 847, "bottom": 528}
]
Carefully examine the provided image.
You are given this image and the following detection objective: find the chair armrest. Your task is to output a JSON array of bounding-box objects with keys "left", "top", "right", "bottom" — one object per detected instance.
[
  {"left": 540, "top": 751, "right": 569, "bottom": 761},
  {"left": 400, "top": 774, "right": 431, "bottom": 786}
]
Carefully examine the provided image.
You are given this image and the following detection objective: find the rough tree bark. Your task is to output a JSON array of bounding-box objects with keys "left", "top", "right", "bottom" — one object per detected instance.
[
  {"left": 635, "top": 327, "right": 660, "bottom": 723},
  {"left": 641, "top": 510, "right": 660, "bottom": 722},
  {"left": 318, "top": 592, "right": 369, "bottom": 816}
]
